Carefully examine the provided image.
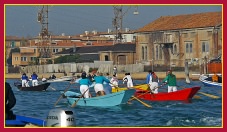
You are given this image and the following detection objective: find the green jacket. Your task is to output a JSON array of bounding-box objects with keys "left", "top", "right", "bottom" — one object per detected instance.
[{"left": 162, "top": 74, "right": 177, "bottom": 86}]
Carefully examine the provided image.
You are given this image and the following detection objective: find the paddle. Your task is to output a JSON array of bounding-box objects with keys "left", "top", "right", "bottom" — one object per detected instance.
[
  {"left": 71, "top": 88, "right": 89, "bottom": 108},
  {"left": 54, "top": 83, "right": 72, "bottom": 106},
  {"left": 197, "top": 92, "right": 219, "bottom": 99},
  {"left": 111, "top": 83, "right": 152, "bottom": 108}
]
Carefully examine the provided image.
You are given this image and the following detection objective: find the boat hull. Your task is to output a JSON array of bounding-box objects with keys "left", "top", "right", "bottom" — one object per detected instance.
[
  {"left": 66, "top": 89, "right": 136, "bottom": 107},
  {"left": 135, "top": 86, "right": 201, "bottom": 101},
  {"left": 14, "top": 82, "right": 50, "bottom": 91},
  {"left": 46, "top": 76, "right": 73, "bottom": 82}
]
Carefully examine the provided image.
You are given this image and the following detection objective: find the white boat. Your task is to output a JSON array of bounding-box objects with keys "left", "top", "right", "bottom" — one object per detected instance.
[
  {"left": 199, "top": 74, "right": 222, "bottom": 88},
  {"left": 45, "top": 76, "right": 73, "bottom": 82}
]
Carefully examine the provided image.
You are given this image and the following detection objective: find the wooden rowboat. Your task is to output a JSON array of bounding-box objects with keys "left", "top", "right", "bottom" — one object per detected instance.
[
  {"left": 135, "top": 86, "right": 201, "bottom": 101},
  {"left": 14, "top": 82, "right": 50, "bottom": 91},
  {"left": 64, "top": 89, "right": 136, "bottom": 107}
]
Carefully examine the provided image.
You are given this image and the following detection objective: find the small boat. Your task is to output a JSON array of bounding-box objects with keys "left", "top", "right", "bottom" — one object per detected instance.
[
  {"left": 199, "top": 74, "right": 222, "bottom": 88},
  {"left": 63, "top": 89, "right": 136, "bottom": 107},
  {"left": 5, "top": 109, "right": 76, "bottom": 127},
  {"left": 5, "top": 115, "right": 46, "bottom": 127},
  {"left": 45, "top": 76, "right": 73, "bottom": 82},
  {"left": 134, "top": 86, "right": 201, "bottom": 101},
  {"left": 112, "top": 83, "right": 149, "bottom": 93},
  {"left": 14, "top": 81, "right": 50, "bottom": 91}
]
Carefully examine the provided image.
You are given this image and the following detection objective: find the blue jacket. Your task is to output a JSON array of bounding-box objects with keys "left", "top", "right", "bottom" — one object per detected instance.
[
  {"left": 79, "top": 78, "right": 92, "bottom": 86},
  {"left": 94, "top": 76, "right": 110, "bottom": 84},
  {"left": 146, "top": 73, "right": 152, "bottom": 84}
]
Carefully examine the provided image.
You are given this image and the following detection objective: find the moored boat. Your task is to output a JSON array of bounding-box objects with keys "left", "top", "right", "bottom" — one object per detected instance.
[
  {"left": 199, "top": 74, "right": 222, "bottom": 88},
  {"left": 45, "top": 76, "right": 73, "bottom": 82},
  {"left": 14, "top": 82, "right": 50, "bottom": 91},
  {"left": 64, "top": 89, "right": 136, "bottom": 107},
  {"left": 135, "top": 86, "right": 201, "bottom": 101}
]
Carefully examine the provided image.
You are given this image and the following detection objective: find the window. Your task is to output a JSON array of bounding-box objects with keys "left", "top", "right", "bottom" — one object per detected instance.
[
  {"left": 185, "top": 42, "right": 193, "bottom": 53},
  {"left": 142, "top": 46, "right": 144, "bottom": 60},
  {"left": 202, "top": 41, "right": 209, "bottom": 52},
  {"left": 145, "top": 46, "right": 147, "bottom": 60},
  {"left": 159, "top": 45, "right": 162, "bottom": 59},
  {"left": 21, "top": 57, "right": 27, "bottom": 61},
  {"left": 14, "top": 57, "right": 18, "bottom": 61},
  {"left": 53, "top": 48, "right": 59, "bottom": 53},
  {"left": 174, "top": 44, "right": 177, "bottom": 54},
  {"left": 105, "top": 55, "right": 109, "bottom": 61},
  {"left": 31, "top": 57, "right": 36, "bottom": 61},
  {"left": 155, "top": 45, "right": 158, "bottom": 60}
]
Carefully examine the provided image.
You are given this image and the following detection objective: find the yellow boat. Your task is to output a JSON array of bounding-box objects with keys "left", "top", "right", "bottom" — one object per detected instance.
[{"left": 112, "top": 84, "right": 149, "bottom": 93}]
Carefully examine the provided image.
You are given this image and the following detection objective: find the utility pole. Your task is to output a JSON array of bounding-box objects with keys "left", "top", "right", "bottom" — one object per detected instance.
[
  {"left": 37, "top": 5, "right": 51, "bottom": 64},
  {"left": 112, "top": 5, "right": 139, "bottom": 44}
]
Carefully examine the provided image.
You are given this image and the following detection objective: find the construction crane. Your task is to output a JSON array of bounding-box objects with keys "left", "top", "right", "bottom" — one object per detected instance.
[
  {"left": 37, "top": 5, "right": 51, "bottom": 64},
  {"left": 112, "top": 5, "right": 139, "bottom": 44}
]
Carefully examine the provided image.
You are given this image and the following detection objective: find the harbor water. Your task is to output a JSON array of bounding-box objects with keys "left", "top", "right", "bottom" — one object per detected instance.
[{"left": 5, "top": 79, "right": 222, "bottom": 127}]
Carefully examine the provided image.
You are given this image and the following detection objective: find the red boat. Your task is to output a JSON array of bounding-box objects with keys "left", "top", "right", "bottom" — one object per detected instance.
[{"left": 135, "top": 86, "right": 201, "bottom": 101}]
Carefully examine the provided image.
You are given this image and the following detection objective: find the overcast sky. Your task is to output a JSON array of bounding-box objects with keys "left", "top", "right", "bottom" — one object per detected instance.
[{"left": 5, "top": 5, "right": 222, "bottom": 37}]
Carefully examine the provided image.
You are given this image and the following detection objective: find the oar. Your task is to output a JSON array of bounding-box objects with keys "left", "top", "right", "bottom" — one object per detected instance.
[
  {"left": 111, "top": 83, "right": 152, "bottom": 108},
  {"left": 197, "top": 92, "right": 219, "bottom": 99},
  {"left": 131, "top": 96, "right": 152, "bottom": 108},
  {"left": 49, "top": 86, "right": 56, "bottom": 91},
  {"left": 71, "top": 88, "right": 89, "bottom": 108},
  {"left": 54, "top": 83, "right": 72, "bottom": 106}
]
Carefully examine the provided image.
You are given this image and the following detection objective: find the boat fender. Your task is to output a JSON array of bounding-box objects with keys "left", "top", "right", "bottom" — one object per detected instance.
[{"left": 46, "top": 109, "right": 76, "bottom": 127}]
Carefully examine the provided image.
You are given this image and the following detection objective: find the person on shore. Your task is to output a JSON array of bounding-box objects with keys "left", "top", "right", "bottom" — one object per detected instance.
[
  {"left": 21, "top": 73, "right": 29, "bottom": 87},
  {"left": 149, "top": 72, "right": 159, "bottom": 94},
  {"left": 123, "top": 73, "right": 134, "bottom": 88},
  {"left": 162, "top": 70, "right": 177, "bottom": 93},
  {"left": 5, "top": 82, "right": 16, "bottom": 120},
  {"left": 31, "top": 72, "right": 39, "bottom": 86},
  {"left": 93, "top": 72, "right": 110, "bottom": 96},
  {"left": 113, "top": 66, "right": 117, "bottom": 76}
]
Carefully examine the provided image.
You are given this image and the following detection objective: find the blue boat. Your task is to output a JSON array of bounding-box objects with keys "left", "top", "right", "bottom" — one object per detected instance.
[
  {"left": 5, "top": 115, "right": 46, "bottom": 127},
  {"left": 63, "top": 89, "right": 136, "bottom": 107},
  {"left": 199, "top": 74, "right": 222, "bottom": 88}
]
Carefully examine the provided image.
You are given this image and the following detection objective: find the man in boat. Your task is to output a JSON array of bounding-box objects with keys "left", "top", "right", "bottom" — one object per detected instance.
[
  {"left": 122, "top": 73, "right": 134, "bottom": 88},
  {"left": 5, "top": 82, "right": 16, "bottom": 120},
  {"left": 162, "top": 70, "right": 177, "bottom": 93},
  {"left": 212, "top": 74, "right": 219, "bottom": 82},
  {"left": 78, "top": 72, "right": 92, "bottom": 98},
  {"left": 110, "top": 74, "right": 119, "bottom": 91},
  {"left": 21, "top": 73, "right": 30, "bottom": 87},
  {"left": 103, "top": 73, "right": 112, "bottom": 94},
  {"left": 113, "top": 66, "right": 117, "bottom": 76},
  {"left": 93, "top": 72, "right": 110, "bottom": 96},
  {"left": 149, "top": 72, "right": 160, "bottom": 94},
  {"left": 31, "top": 72, "right": 39, "bottom": 86}
]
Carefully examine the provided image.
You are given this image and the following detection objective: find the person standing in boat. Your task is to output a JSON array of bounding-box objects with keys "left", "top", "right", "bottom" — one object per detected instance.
[
  {"left": 5, "top": 82, "right": 16, "bottom": 120},
  {"left": 110, "top": 74, "right": 119, "bottom": 91},
  {"left": 162, "top": 70, "right": 177, "bottom": 93},
  {"left": 78, "top": 72, "right": 92, "bottom": 98},
  {"left": 146, "top": 70, "right": 153, "bottom": 89},
  {"left": 113, "top": 66, "right": 117, "bottom": 76},
  {"left": 103, "top": 73, "right": 112, "bottom": 94},
  {"left": 123, "top": 73, "right": 134, "bottom": 88},
  {"left": 21, "top": 73, "right": 30, "bottom": 87},
  {"left": 149, "top": 72, "right": 159, "bottom": 94},
  {"left": 31, "top": 72, "right": 39, "bottom": 87},
  {"left": 93, "top": 72, "right": 110, "bottom": 96}
]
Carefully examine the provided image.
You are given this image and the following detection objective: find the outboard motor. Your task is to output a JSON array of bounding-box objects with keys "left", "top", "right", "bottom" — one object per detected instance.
[{"left": 46, "top": 109, "right": 75, "bottom": 127}]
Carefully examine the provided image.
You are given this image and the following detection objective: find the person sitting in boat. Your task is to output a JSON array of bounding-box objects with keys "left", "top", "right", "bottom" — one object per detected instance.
[
  {"left": 123, "top": 73, "right": 134, "bottom": 88},
  {"left": 21, "top": 73, "right": 30, "bottom": 87},
  {"left": 212, "top": 74, "right": 219, "bottom": 82},
  {"left": 149, "top": 72, "right": 159, "bottom": 94},
  {"left": 5, "top": 82, "right": 16, "bottom": 120},
  {"left": 93, "top": 72, "right": 110, "bottom": 96},
  {"left": 31, "top": 72, "right": 39, "bottom": 87},
  {"left": 110, "top": 74, "right": 119, "bottom": 91},
  {"left": 162, "top": 70, "right": 177, "bottom": 93}
]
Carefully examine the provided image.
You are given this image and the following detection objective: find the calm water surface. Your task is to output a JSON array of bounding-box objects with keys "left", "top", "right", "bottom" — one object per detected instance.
[{"left": 6, "top": 79, "right": 222, "bottom": 127}]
